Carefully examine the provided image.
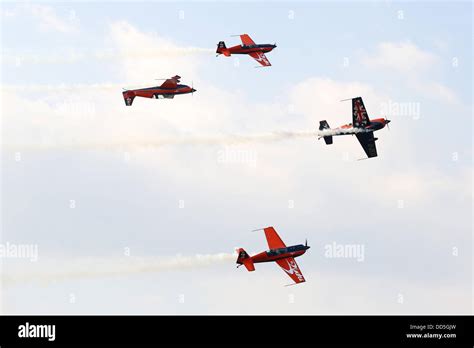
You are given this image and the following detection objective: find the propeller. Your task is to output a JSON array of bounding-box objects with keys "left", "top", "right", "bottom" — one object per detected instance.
[
  {"left": 305, "top": 239, "right": 308, "bottom": 247},
  {"left": 385, "top": 117, "right": 391, "bottom": 130},
  {"left": 191, "top": 81, "right": 194, "bottom": 96}
]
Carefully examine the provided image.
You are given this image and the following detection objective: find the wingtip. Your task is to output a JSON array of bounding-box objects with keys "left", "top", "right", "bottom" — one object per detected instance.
[
  {"left": 251, "top": 226, "right": 272, "bottom": 232},
  {"left": 340, "top": 96, "right": 362, "bottom": 102}
]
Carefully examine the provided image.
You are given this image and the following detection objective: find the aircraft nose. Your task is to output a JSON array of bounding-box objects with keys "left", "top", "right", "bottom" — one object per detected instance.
[
  {"left": 386, "top": 119, "right": 391, "bottom": 124},
  {"left": 192, "top": 88, "right": 197, "bottom": 92}
]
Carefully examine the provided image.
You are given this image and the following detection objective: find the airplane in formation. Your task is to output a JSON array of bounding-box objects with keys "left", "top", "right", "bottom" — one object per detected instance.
[
  {"left": 318, "top": 97, "right": 391, "bottom": 158},
  {"left": 216, "top": 34, "right": 276, "bottom": 67},
  {"left": 122, "top": 75, "right": 196, "bottom": 106},
  {"left": 236, "top": 226, "right": 309, "bottom": 285}
]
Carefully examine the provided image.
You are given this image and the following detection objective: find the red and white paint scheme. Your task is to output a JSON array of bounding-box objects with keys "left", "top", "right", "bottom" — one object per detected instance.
[
  {"left": 122, "top": 75, "right": 195, "bottom": 106},
  {"left": 236, "top": 226, "right": 309, "bottom": 285},
  {"left": 216, "top": 34, "right": 276, "bottom": 67}
]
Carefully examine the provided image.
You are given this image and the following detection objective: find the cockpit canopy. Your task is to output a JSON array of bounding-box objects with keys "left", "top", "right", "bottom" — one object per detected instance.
[{"left": 266, "top": 245, "right": 303, "bottom": 256}]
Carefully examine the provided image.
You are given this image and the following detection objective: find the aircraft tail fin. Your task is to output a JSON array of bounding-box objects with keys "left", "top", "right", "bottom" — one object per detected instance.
[
  {"left": 351, "top": 97, "right": 370, "bottom": 128},
  {"left": 122, "top": 91, "right": 135, "bottom": 106},
  {"left": 319, "top": 120, "right": 333, "bottom": 144},
  {"left": 236, "top": 248, "right": 255, "bottom": 272},
  {"left": 216, "top": 41, "right": 230, "bottom": 56},
  {"left": 319, "top": 120, "right": 330, "bottom": 130}
]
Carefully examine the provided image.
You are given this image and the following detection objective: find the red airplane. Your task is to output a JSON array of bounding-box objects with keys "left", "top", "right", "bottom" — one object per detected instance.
[
  {"left": 318, "top": 97, "right": 391, "bottom": 158},
  {"left": 236, "top": 226, "right": 309, "bottom": 285},
  {"left": 216, "top": 34, "right": 276, "bottom": 67},
  {"left": 122, "top": 75, "right": 196, "bottom": 106}
]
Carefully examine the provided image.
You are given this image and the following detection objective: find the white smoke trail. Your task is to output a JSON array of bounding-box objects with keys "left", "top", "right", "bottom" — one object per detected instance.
[
  {"left": 3, "top": 131, "right": 317, "bottom": 151},
  {"left": 316, "top": 128, "right": 370, "bottom": 137},
  {"left": 1, "top": 82, "right": 167, "bottom": 92},
  {"left": 2, "top": 47, "right": 215, "bottom": 66},
  {"left": 3, "top": 252, "right": 236, "bottom": 287}
]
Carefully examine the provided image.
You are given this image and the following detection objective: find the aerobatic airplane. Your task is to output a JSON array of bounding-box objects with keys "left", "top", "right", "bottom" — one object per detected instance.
[
  {"left": 122, "top": 75, "right": 196, "bottom": 106},
  {"left": 236, "top": 226, "right": 309, "bottom": 285},
  {"left": 319, "top": 97, "right": 391, "bottom": 158},
  {"left": 216, "top": 34, "right": 276, "bottom": 67}
]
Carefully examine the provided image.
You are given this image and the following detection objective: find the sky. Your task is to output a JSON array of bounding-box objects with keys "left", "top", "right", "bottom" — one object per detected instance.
[{"left": 0, "top": 0, "right": 472, "bottom": 314}]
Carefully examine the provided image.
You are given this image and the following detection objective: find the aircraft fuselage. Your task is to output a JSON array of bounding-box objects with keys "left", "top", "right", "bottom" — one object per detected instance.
[
  {"left": 251, "top": 244, "right": 310, "bottom": 264},
  {"left": 128, "top": 84, "right": 195, "bottom": 99},
  {"left": 228, "top": 44, "right": 276, "bottom": 55},
  {"left": 331, "top": 118, "right": 390, "bottom": 136}
]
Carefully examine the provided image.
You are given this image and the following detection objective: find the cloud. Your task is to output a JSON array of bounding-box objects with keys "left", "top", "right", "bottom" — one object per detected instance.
[
  {"left": 360, "top": 41, "right": 460, "bottom": 105},
  {"left": 289, "top": 77, "right": 387, "bottom": 125},
  {"left": 107, "top": 21, "right": 208, "bottom": 82},
  {"left": 0, "top": 7, "right": 16, "bottom": 18},
  {"left": 23, "top": 4, "right": 79, "bottom": 33},
  {"left": 1, "top": 4, "right": 79, "bottom": 33},
  {"left": 413, "top": 81, "right": 459, "bottom": 105},
  {"left": 362, "top": 41, "right": 437, "bottom": 72},
  {"left": 197, "top": 270, "right": 471, "bottom": 314}
]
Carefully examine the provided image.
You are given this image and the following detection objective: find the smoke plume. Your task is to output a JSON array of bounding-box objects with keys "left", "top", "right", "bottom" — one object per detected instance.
[{"left": 3, "top": 252, "right": 236, "bottom": 286}]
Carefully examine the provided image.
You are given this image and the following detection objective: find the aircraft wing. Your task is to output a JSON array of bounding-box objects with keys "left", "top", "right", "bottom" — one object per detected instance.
[
  {"left": 276, "top": 257, "right": 306, "bottom": 284},
  {"left": 248, "top": 51, "right": 271, "bottom": 67},
  {"left": 240, "top": 34, "right": 256, "bottom": 46},
  {"left": 356, "top": 131, "right": 378, "bottom": 158},
  {"left": 160, "top": 75, "right": 180, "bottom": 89},
  {"left": 263, "top": 227, "right": 286, "bottom": 249}
]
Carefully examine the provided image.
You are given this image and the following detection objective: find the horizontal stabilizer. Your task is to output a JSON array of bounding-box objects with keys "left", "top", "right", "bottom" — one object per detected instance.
[
  {"left": 323, "top": 136, "right": 333, "bottom": 145},
  {"left": 243, "top": 258, "right": 255, "bottom": 272}
]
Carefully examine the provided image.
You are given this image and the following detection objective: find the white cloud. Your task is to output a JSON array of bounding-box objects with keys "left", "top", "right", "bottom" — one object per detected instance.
[
  {"left": 27, "top": 4, "right": 79, "bottom": 33},
  {"left": 108, "top": 21, "right": 211, "bottom": 83},
  {"left": 1, "top": 4, "right": 79, "bottom": 33},
  {"left": 0, "top": 7, "right": 16, "bottom": 18},
  {"left": 197, "top": 271, "right": 471, "bottom": 314},
  {"left": 362, "top": 41, "right": 437, "bottom": 72},
  {"left": 413, "top": 81, "right": 459, "bottom": 105},
  {"left": 289, "top": 77, "right": 386, "bottom": 127},
  {"left": 361, "top": 41, "right": 460, "bottom": 105}
]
